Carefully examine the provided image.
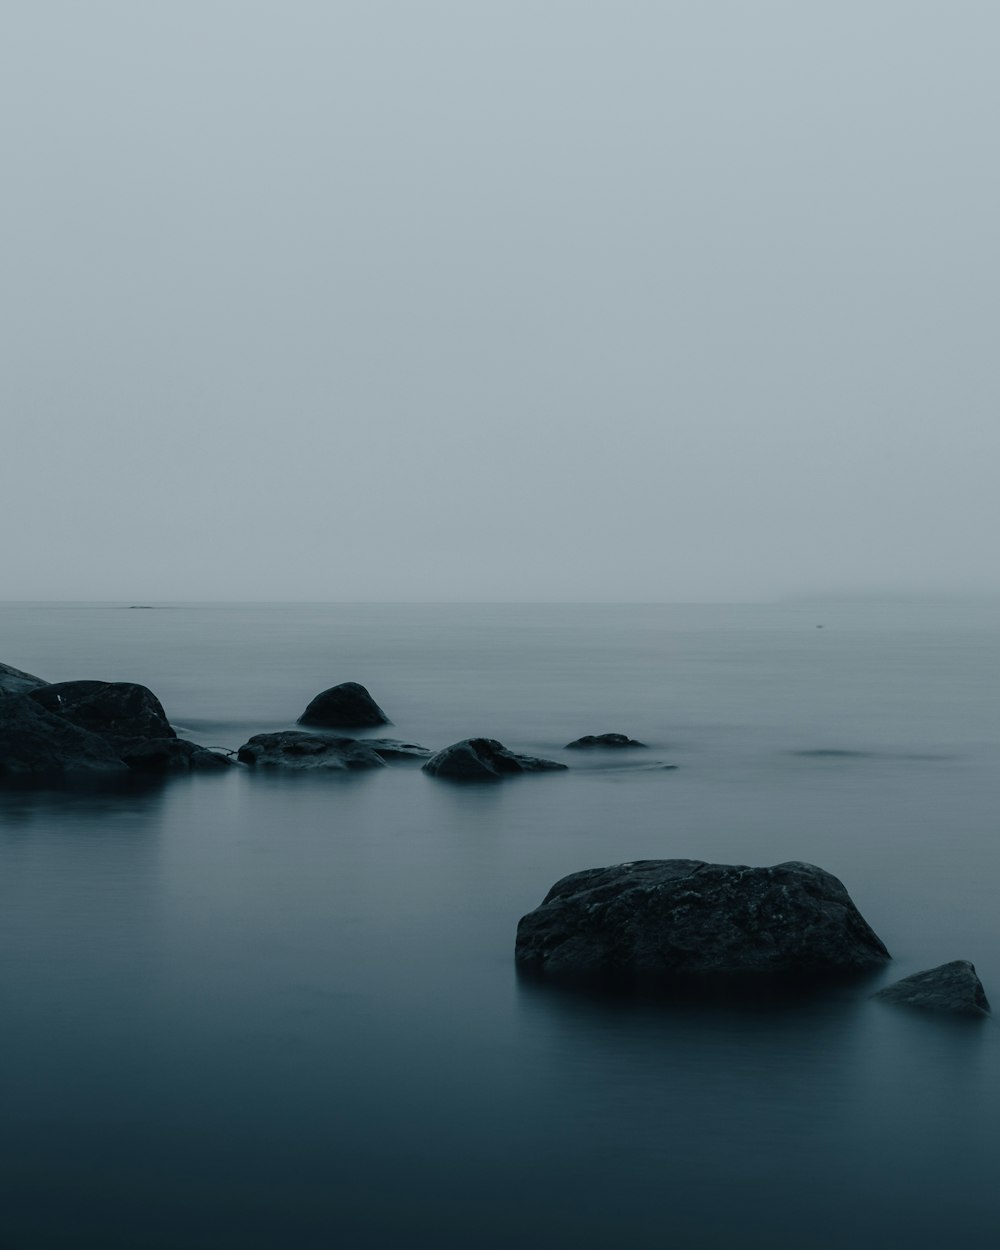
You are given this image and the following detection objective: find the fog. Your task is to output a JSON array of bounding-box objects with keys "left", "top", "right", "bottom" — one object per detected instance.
[{"left": 2, "top": 1, "right": 998, "bottom": 602}]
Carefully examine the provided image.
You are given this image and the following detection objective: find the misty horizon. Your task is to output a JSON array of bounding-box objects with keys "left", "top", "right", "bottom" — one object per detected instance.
[{"left": 4, "top": 2, "right": 998, "bottom": 602}]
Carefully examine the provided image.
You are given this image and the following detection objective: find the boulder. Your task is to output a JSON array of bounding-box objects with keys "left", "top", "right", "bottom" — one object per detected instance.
[
  {"left": 237, "top": 731, "right": 387, "bottom": 771},
  {"left": 423, "top": 738, "right": 568, "bottom": 780},
  {"left": 29, "top": 681, "right": 175, "bottom": 746},
  {"left": 119, "top": 738, "right": 235, "bottom": 772},
  {"left": 515, "top": 859, "right": 890, "bottom": 981},
  {"left": 0, "top": 677, "right": 232, "bottom": 783},
  {"left": 875, "top": 961, "right": 990, "bottom": 1017},
  {"left": 0, "top": 695, "right": 129, "bottom": 777},
  {"left": 0, "top": 661, "right": 49, "bottom": 698},
  {"left": 298, "top": 682, "right": 390, "bottom": 728},
  {"left": 565, "top": 733, "right": 647, "bottom": 749}
]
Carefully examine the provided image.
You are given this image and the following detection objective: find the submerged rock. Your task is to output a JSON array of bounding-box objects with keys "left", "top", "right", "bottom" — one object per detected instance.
[
  {"left": 0, "top": 695, "right": 128, "bottom": 776},
  {"left": 29, "top": 681, "right": 175, "bottom": 747},
  {"left": 423, "top": 738, "right": 568, "bottom": 780},
  {"left": 237, "top": 731, "right": 387, "bottom": 771},
  {"left": 298, "top": 682, "right": 390, "bottom": 729},
  {"left": 0, "top": 661, "right": 49, "bottom": 698},
  {"left": 119, "top": 738, "right": 235, "bottom": 772},
  {"left": 363, "top": 738, "right": 433, "bottom": 761},
  {"left": 515, "top": 859, "right": 890, "bottom": 981},
  {"left": 565, "top": 733, "right": 647, "bottom": 749},
  {"left": 875, "top": 961, "right": 990, "bottom": 1017}
]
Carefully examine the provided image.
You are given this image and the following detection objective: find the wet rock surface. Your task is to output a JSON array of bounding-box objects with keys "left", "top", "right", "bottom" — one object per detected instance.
[
  {"left": 362, "top": 738, "right": 433, "bottom": 760},
  {"left": 565, "top": 733, "right": 647, "bottom": 748},
  {"left": 1, "top": 670, "right": 230, "bottom": 780},
  {"left": 29, "top": 681, "right": 176, "bottom": 746},
  {"left": 0, "top": 661, "right": 50, "bottom": 698},
  {"left": 875, "top": 960, "right": 990, "bottom": 1016},
  {"left": 298, "top": 682, "right": 390, "bottom": 728},
  {"left": 423, "top": 738, "right": 568, "bottom": 780},
  {"left": 119, "top": 738, "right": 234, "bottom": 772},
  {"left": 516, "top": 859, "right": 890, "bottom": 981},
  {"left": 237, "top": 731, "right": 387, "bottom": 771},
  {"left": 0, "top": 695, "right": 129, "bottom": 776}
]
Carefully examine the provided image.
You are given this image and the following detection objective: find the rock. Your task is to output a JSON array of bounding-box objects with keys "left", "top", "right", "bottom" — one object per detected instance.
[
  {"left": 236, "top": 731, "right": 387, "bottom": 771},
  {"left": 0, "top": 695, "right": 129, "bottom": 777},
  {"left": 423, "top": 738, "right": 568, "bottom": 780},
  {"left": 298, "top": 682, "right": 390, "bottom": 728},
  {"left": 565, "top": 733, "right": 647, "bottom": 749},
  {"left": 119, "top": 738, "right": 235, "bottom": 772},
  {"left": 364, "top": 738, "right": 434, "bottom": 761},
  {"left": 0, "top": 661, "right": 49, "bottom": 698},
  {"left": 1, "top": 676, "right": 229, "bottom": 783},
  {"left": 515, "top": 859, "right": 890, "bottom": 980},
  {"left": 29, "top": 681, "right": 175, "bottom": 746},
  {"left": 875, "top": 961, "right": 990, "bottom": 1017}
]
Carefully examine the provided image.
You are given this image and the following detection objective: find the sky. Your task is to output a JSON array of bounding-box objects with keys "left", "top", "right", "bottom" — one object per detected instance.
[{"left": 2, "top": 1, "right": 998, "bottom": 602}]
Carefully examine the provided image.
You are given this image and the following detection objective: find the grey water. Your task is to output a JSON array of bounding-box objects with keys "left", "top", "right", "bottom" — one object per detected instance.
[{"left": 1, "top": 601, "right": 999, "bottom": 1249}]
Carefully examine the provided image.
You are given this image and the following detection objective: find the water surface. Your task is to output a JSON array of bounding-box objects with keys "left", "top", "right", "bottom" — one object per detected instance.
[{"left": 1, "top": 601, "right": 998, "bottom": 1247}]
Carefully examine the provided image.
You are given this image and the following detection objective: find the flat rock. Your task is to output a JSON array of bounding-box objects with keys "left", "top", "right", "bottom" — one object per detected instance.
[
  {"left": 423, "top": 738, "right": 568, "bottom": 780},
  {"left": 29, "top": 681, "right": 176, "bottom": 746},
  {"left": 364, "top": 738, "right": 433, "bottom": 761},
  {"left": 516, "top": 859, "right": 890, "bottom": 981},
  {"left": 875, "top": 961, "right": 990, "bottom": 1017},
  {"left": 237, "top": 731, "right": 387, "bottom": 771},
  {"left": 565, "top": 733, "right": 647, "bottom": 749},
  {"left": 119, "top": 738, "right": 235, "bottom": 772},
  {"left": 298, "top": 682, "right": 390, "bottom": 728},
  {"left": 0, "top": 661, "right": 50, "bottom": 698},
  {"left": 0, "top": 695, "right": 129, "bottom": 777}
]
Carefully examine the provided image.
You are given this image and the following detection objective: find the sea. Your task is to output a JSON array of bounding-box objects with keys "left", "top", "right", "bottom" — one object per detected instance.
[{"left": 1, "top": 600, "right": 998, "bottom": 1249}]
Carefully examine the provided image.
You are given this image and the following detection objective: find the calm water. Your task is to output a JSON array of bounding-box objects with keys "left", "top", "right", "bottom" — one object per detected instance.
[{"left": 1, "top": 601, "right": 998, "bottom": 1249}]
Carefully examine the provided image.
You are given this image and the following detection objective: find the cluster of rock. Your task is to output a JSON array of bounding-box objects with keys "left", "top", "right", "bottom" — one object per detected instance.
[
  {"left": 0, "top": 671, "right": 601, "bottom": 782},
  {"left": 516, "top": 857, "right": 990, "bottom": 1018},
  {"left": 3, "top": 661, "right": 988, "bottom": 1019},
  {"left": 0, "top": 671, "right": 231, "bottom": 778}
]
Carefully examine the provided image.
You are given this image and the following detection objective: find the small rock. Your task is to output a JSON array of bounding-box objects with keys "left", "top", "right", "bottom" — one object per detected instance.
[
  {"left": 875, "top": 961, "right": 990, "bottom": 1017},
  {"left": 237, "top": 731, "right": 387, "bottom": 771},
  {"left": 423, "top": 738, "right": 568, "bottom": 780},
  {"left": 298, "top": 682, "right": 390, "bottom": 728},
  {"left": 564, "top": 733, "right": 647, "bottom": 749}
]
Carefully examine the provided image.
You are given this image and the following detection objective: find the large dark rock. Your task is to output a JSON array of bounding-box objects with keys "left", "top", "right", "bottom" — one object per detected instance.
[
  {"left": 237, "top": 731, "right": 387, "bottom": 771},
  {"left": 29, "top": 681, "right": 175, "bottom": 747},
  {"left": 0, "top": 677, "right": 232, "bottom": 783},
  {"left": 875, "top": 961, "right": 990, "bottom": 1017},
  {"left": 298, "top": 682, "right": 390, "bottom": 729},
  {"left": 516, "top": 859, "right": 890, "bottom": 981},
  {"left": 565, "top": 733, "right": 647, "bottom": 749},
  {"left": 0, "top": 695, "right": 129, "bottom": 777},
  {"left": 119, "top": 738, "right": 235, "bottom": 772},
  {"left": 0, "top": 661, "right": 49, "bottom": 698},
  {"left": 423, "top": 738, "right": 568, "bottom": 780}
]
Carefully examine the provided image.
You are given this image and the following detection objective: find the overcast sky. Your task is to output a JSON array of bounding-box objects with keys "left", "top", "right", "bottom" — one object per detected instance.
[{"left": 2, "top": 1, "right": 998, "bottom": 601}]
